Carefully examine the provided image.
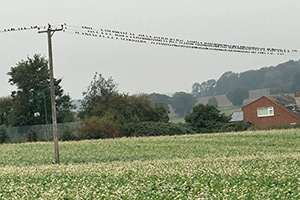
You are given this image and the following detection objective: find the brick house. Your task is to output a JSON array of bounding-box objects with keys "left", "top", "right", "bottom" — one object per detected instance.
[{"left": 242, "top": 92, "right": 300, "bottom": 126}]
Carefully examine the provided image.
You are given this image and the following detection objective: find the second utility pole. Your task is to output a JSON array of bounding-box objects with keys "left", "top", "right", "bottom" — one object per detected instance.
[{"left": 39, "top": 24, "right": 63, "bottom": 164}]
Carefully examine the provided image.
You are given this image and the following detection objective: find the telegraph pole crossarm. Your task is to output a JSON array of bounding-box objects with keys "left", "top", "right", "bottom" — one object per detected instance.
[{"left": 38, "top": 24, "right": 64, "bottom": 164}]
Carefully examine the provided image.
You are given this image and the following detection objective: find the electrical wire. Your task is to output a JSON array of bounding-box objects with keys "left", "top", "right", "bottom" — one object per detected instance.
[
  {"left": 64, "top": 24, "right": 299, "bottom": 56},
  {"left": 1, "top": 23, "right": 298, "bottom": 56},
  {"left": 0, "top": 24, "right": 67, "bottom": 34},
  {"left": 0, "top": 25, "right": 44, "bottom": 34}
]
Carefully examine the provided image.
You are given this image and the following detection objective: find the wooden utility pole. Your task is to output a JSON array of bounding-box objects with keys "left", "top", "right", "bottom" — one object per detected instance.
[{"left": 38, "top": 24, "right": 63, "bottom": 164}]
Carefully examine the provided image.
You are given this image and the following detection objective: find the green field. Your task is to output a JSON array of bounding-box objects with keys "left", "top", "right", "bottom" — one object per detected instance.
[
  {"left": 219, "top": 106, "right": 241, "bottom": 116},
  {"left": 169, "top": 117, "right": 185, "bottom": 123},
  {"left": 0, "top": 129, "right": 299, "bottom": 199}
]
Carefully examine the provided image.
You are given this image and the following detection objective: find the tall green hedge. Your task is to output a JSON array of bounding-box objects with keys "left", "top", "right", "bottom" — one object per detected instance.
[
  {"left": 0, "top": 128, "right": 8, "bottom": 143},
  {"left": 121, "top": 122, "right": 194, "bottom": 137}
]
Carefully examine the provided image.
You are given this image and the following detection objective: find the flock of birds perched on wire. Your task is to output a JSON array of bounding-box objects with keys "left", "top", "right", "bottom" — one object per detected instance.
[{"left": 1, "top": 23, "right": 298, "bottom": 56}]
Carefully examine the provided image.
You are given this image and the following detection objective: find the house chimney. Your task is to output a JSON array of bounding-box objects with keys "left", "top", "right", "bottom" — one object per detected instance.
[{"left": 295, "top": 91, "right": 300, "bottom": 110}]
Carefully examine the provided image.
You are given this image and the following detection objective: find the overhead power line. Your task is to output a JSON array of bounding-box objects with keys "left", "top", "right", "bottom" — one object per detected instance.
[
  {"left": 0, "top": 24, "right": 66, "bottom": 34},
  {"left": 63, "top": 24, "right": 299, "bottom": 56},
  {"left": 1, "top": 23, "right": 298, "bottom": 56},
  {"left": 0, "top": 25, "right": 42, "bottom": 33}
]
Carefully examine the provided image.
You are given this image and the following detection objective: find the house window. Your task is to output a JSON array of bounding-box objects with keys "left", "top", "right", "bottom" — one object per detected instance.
[{"left": 257, "top": 107, "right": 274, "bottom": 117}]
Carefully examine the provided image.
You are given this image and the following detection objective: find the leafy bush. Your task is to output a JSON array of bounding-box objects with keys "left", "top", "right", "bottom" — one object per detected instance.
[
  {"left": 27, "top": 128, "right": 37, "bottom": 142},
  {"left": 80, "top": 92, "right": 169, "bottom": 125},
  {"left": 60, "top": 126, "right": 77, "bottom": 141},
  {"left": 78, "top": 117, "right": 120, "bottom": 140},
  {"left": 185, "top": 104, "right": 229, "bottom": 133},
  {"left": 121, "top": 122, "right": 194, "bottom": 137},
  {"left": 248, "top": 123, "right": 300, "bottom": 131},
  {"left": 10, "top": 136, "right": 27, "bottom": 144},
  {"left": 0, "top": 128, "right": 8, "bottom": 143},
  {"left": 221, "top": 121, "right": 252, "bottom": 132}
]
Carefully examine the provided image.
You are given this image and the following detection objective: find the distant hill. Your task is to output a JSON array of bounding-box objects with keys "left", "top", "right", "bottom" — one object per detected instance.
[
  {"left": 197, "top": 88, "right": 270, "bottom": 108},
  {"left": 192, "top": 59, "right": 300, "bottom": 97}
]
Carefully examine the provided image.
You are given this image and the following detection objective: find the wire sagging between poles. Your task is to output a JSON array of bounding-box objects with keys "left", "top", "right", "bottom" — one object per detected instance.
[
  {"left": 1, "top": 23, "right": 298, "bottom": 56},
  {"left": 63, "top": 24, "right": 299, "bottom": 56}
]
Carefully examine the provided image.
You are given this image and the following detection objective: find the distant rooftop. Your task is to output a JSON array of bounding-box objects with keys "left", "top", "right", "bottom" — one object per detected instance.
[
  {"left": 230, "top": 111, "right": 244, "bottom": 122},
  {"left": 266, "top": 94, "right": 300, "bottom": 119}
]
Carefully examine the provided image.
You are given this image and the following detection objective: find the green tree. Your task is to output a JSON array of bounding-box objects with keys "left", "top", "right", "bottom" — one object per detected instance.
[
  {"left": 0, "top": 97, "right": 13, "bottom": 126},
  {"left": 185, "top": 104, "right": 229, "bottom": 133},
  {"left": 79, "top": 73, "right": 117, "bottom": 118},
  {"left": 239, "top": 69, "right": 266, "bottom": 90},
  {"left": 207, "top": 96, "right": 218, "bottom": 107},
  {"left": 85, "top": 93, "right": 169, "bottom": 124},
  {"left": 214, "top": 71, "right": 239, "bottom": 95},
  {"left": 290, "top": 72, "right": 300, "bottom": 92},
  {"left": 226, "top": 87, "right": 249, "bottom": 106},
  {"left": 171, "top": 92, "right": 197, "bottom": 117},
  {"left": 192, "top": 80, "right": 217, "bottom": 97},
  {"left": 79, "top": 75, "right": 169, "bottom": 124},
  {"left": 128, "top": 94, "right": 169, "bottom": 123},
  {"left": 7, "top": 54, "right": 74, "bottom": 126},
  {"left": 200, "top": 79, "right": 217, "bottom": 97},
  {"left": 191, "top": 82, "right": 201, "bottom": 97},
  {"left": 147, "top": 93, "right": 171, "bottom": 110}
]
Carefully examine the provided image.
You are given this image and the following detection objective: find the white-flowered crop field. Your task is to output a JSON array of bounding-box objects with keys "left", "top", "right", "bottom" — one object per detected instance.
[{"left": 0, "top": 129, "right": 299, "bottom": 199}]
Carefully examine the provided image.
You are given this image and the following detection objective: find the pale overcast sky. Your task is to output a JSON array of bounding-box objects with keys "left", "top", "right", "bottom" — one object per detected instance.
[{"left": 1, "top": 0, "right": 299, "bottom": 99}]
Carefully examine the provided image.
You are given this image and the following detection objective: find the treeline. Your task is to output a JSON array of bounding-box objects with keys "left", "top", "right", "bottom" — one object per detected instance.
[
  {"left": 0, "top": 55, "right": 194, "bottom": 142},
  {"left": 148, "top": 92, "right": 196, "bottom": 117},
  {"left": 0, "top": 55, "right": 201, "bottom": 143},
  {"left": 64, "top": 73, "right": 196, "bottom": 140},
  {"left": 5, "top": 54, "right": 287, "bottom": 143},
  {"left": 192, "top": 59, "right": 300, "bottom": 97}
]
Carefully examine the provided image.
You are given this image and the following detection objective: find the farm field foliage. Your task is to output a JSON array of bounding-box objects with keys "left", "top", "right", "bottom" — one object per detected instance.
[{"left": 0, "top": 129, "right": 299, "bottom": 199}]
